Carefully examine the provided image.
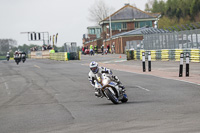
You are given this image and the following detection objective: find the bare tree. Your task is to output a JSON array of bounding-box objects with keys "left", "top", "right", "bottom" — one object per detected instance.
[
  {"left": 145, "top": 0, "right": 154, "bottom": 12},
  {"left": 88, "top": 0, "right": 114, "bottom": 25},
  {"left": 0, "top": 39, "right": 17, "bottom": 55}
]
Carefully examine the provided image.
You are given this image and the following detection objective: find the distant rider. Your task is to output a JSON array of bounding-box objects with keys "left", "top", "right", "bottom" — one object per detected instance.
[
  {"left": 6, "top": 52, "right": 10, "bottom": 57},
  {"left": 88, "top": 61, "right": 125, "bottom": 97},
  {"left": 6, "top": 52, "right": 10, "bottom": 61}
]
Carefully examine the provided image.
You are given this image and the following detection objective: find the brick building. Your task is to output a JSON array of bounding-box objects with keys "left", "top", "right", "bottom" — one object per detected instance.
[{"left": 83, "top": 3, "right": 160, "bottom": 54}]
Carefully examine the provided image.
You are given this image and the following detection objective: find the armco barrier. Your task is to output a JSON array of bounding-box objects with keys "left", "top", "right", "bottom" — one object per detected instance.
[{"left": 126, "top": 49, "right": 200, "bottom": 62}]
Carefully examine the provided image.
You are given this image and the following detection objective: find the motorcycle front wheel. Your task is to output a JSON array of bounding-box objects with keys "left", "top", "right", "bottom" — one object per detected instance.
[{"left": 104, "top": 88, "right": 119, "bottom": 104}]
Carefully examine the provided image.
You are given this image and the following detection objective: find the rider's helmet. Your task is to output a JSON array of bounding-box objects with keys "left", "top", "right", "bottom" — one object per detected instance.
[{"left": 89, "top": 61, "right": 99, "bottom": 74}]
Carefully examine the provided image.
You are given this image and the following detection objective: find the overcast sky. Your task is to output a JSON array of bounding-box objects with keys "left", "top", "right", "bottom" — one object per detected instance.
[{"left": 0, "top": 0, "right": 150, "bottom": 47}]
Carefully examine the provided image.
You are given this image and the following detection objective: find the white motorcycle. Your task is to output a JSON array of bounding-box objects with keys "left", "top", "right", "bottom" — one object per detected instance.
[
  {"left": 94, "top": 73, "right": 128, "bottom": 104},
  {"left": 22, "top": 54, "right": 26, "bottom": 63},
  {"left": 6, "top": 55, "right": 10, "bottom": 61}
]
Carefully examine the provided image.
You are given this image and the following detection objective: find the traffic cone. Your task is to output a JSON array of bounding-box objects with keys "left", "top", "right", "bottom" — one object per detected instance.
[{"left": 119, "top": 55, "right": 121, "bottom": 58}]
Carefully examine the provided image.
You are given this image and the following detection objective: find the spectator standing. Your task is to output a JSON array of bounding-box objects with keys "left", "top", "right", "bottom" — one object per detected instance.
[
  {"left": 107, "top": 44, "right": 110, "bottom": 53},
  {"left": 82, "top": 47, "right": 85, "bottom": 54},
  {"left": 94, "top": 45, "right": 97, "bottom": 54},
  {"left": 101, "top": 44, "right": 104, "bottom": 55},
  {"left": 112, "top": 43, "right": 115, "bottom": 54},
  {"left": 90, "top": 44, "right": 94, "bottom": 55}
]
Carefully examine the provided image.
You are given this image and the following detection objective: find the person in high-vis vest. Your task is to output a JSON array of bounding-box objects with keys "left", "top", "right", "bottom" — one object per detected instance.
[
  {"left": 50, "top": 48, "right": 55, "bottom": 53},
  {"left": 94, "top": 45, "right": 97, "bottom": 54},
  {"left": 90, "top": 45, "right": 94, "bottom": 55}
]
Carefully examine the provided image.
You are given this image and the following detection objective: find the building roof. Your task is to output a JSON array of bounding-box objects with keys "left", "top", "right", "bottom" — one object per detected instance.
[
  {"left": 87, "top": 26, "right": 101, "bottom": 29},
  {"left": 103, "top": 4, "right": 160, "bottom": 22},
  {"left": 109, "top": 26, "right": 153, "bottom": 39}
]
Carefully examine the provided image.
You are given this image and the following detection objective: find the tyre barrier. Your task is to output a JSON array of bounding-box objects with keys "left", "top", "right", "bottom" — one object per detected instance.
[
  {"left": 50, "top": 52, "right": 81, "bottom": 61},
  {"left": 31, "top": 51, "right": 81, "bottom": 61},
  {"left": 126, "top": 49, "right": 200, "bottom": 62}
]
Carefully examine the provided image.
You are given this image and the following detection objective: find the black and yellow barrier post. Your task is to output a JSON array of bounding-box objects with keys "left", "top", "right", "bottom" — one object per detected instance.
[
  {"left": 148, "top": 51, "right": 151, "bottom": 72},
  {"left": 186, "top": 53, "right": 189, "bottom": 77},
  {"left": 179, "top": 53, "right": 184, "bottom": 77},
  {"left": 142, "top": 52, "right": 146, "bottom": 72}
]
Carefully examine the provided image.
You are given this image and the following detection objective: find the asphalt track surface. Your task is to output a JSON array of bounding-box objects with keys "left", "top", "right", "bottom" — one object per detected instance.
[{"left": 0, "top": 54, "right": 200, "bottom": 133}]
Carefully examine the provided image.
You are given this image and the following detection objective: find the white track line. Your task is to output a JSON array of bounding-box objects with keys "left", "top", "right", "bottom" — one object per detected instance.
[
  {"left": 34, "top": 65, "right": 40, "bottom": 69},
  {"left": 136, "top": 85, "right": 150, "bottom": 92}
]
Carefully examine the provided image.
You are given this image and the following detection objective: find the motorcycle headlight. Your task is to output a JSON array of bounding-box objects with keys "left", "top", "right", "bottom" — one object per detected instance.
[{"left": 102, "top": 79, "right": 108, "bottom": 86}]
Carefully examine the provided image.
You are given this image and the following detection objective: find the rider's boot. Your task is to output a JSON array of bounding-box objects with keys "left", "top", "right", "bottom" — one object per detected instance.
[{"left": 95, "top": 88, "right": 103, "bottom": 98}]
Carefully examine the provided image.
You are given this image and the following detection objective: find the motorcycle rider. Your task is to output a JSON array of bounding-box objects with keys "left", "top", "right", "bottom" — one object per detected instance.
[
  {"left": 88, "top": 61, "right": 125, "bottom": 97},
  {"left": 6, "top": 52, "right": 10, "bottom": 60}
]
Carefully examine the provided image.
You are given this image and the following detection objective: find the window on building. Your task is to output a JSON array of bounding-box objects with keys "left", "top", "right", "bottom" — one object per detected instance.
[
  {"left": 135, "top": 21, "right": 152, "bottom": 28},
  {"left": 96, "top": 28, "right": 101, "bottom": 38},
  {"left": 111, "top": 22, "right": 127, "bottom": 30},
  {"left": 111, "top": 23, "right": 122, "bottom": 30},
  {"left": 135, "top": 22, "right": 139, "bottom": 28},
  {"left": 89, "top": 29, "right": 95, "bottom": 34},
  {"left": 122, "top": 22, "right": 127, "bottom": 29}
]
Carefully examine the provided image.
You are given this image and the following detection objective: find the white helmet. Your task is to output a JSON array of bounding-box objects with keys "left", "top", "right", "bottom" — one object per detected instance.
[{"left": 89, "top": 61, "right": 99, "bottom": 74}]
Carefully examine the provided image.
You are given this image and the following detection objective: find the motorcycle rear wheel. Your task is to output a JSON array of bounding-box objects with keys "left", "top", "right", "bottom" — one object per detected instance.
[{"left": 121, "top": 93, "right": 128, "bottom": 103}]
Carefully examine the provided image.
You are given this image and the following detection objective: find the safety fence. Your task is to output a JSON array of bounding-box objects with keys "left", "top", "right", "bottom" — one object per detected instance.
[
  {"left": 142, "top": 29, "right": 200, "bottom": 50},
  {"left": 126, "top": 49, "right": 200, "bottom": 62}
]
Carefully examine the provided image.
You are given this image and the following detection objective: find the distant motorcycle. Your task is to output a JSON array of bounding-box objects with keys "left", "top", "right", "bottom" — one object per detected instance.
[
  {"left": 6, "top": 55, "right": 10, "bottom": 61},
  {"left": 14, "top": 54, "right": 21, "bottom": 65},
  {"left": 21, "top": 54, "right": 26, "bottom": 63},
  {"left": 94, "top": 73, "right": 128, "bottom": 104}
]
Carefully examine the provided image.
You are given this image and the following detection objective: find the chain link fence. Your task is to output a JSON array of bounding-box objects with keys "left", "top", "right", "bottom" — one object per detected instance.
[
  {"left": 63, "top": 42, "right": 79, "bottom": 60},
  {"left": 125, "top": 40, "right": 143, "bottom": 50},
  {"left": 143, "top": 29, "right": 200, "bottom": 50}
]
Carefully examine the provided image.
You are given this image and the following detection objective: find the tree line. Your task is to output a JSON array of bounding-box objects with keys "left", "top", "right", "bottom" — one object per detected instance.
[{"left": 145, "top": 0, "right": 200, "bottom": 28}]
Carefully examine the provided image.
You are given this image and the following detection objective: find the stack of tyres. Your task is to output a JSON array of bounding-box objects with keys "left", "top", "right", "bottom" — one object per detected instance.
[
  {"left": 169, "top": 49, "right": 175, "bottom": 60},
  {"left": 150, "top": 50, "right": 156, "bottom": 61},
  {"left": 69, "top": 52, "right": 77, "bottom": 60},
  {"left": 130, "top": 50, "right": 134, "bottom": 60},
  {"left": 126, "top": 50, "right": 131, "bottom": 60},
  {"left": 136, "top": 50, "right": 140, "bottom": 60},
  {"left": 191, "top": 49, "right": 200, "bottom": 62},
  {"left": 175, "top": 49, "right": 183, "bottom": 61},
  {"left": 161, "top": 49, "right": 169, "bottom": 61},
  {"left": 156, "top": 50, "right": 161, "bottom": 60}
]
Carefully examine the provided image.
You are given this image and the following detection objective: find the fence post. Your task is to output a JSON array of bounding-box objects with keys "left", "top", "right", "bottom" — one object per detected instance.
[
  {"left": 142, "top": 52, "right": 146, "bottom": 72},
  {"left": 186, "top": 53, "right": 189, "bottom": 77},
  {"left": 179, "top": 53, "right": 184, "bottom": 77}
]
